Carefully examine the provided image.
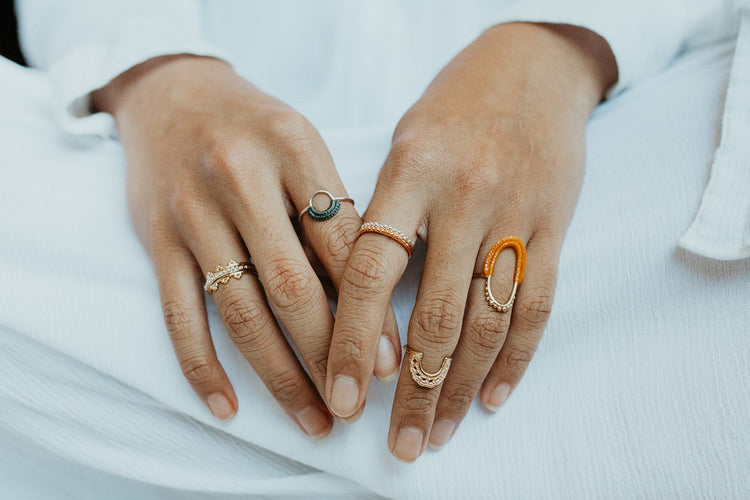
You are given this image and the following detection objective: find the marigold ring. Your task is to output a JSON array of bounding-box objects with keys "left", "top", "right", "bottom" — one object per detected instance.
[
  {"left": 476, "top": 236, "right": 526, "bottom": 313},
  {"left": 204, "top": 259, "right": 254, "bottom": 295},
  {"left": 404, "top": 345, "right": 452, "bottom": 388},
  {"left": 357, "top": 222, "right": 415, "bottom": 257},
  {"left": 298, "top": 190, "right": 354, "bottom": 222}
]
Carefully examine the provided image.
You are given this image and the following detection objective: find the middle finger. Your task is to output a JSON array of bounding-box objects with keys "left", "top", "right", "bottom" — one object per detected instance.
[{"left": 387, "top": 221, "right": 480, "bottom": 463}]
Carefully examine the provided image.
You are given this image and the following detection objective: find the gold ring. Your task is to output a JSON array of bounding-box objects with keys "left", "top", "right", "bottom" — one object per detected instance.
[
  {"left": 357, "top": 222, "right": 415, "bottom": 257},
  {"left": 478, "top": 236, "right": 526, "bottom": 313},
  {"left": 404, "top": 345, "right": 452, "bottom": 388},
  {"left": 204, "top": 259, "right": 254, "bottom": 295}
]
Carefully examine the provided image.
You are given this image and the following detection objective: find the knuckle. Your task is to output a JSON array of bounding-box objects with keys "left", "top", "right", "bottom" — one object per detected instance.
[
  {"left": 265, "top": 111, "right": 316, "bottom": 158},
  {"left": 498, "top": 343, "right": 535, "bottom": 374},
  {"left": 441, "top": 383, "right": 476, "bottom": 413},
  {"left": 468, "top": 311, "right": 510, "bottom": 356},
  {"left": 180, "top": 355, "right": 216, "bottom": 385},
  {"left": 219, "top": 289, "right": 271, "bottom": 345},
  {"left": 332, "top": 334, "right": 370, "bottom": 364},
  {"left": 202, "top": 138, "right": 249, "bottom": 189},
  {"left": 342, "top": 247, "right": 392, "bottom": 295},
  {"left": 412, "top": 294, "right": 463, "bottom": 345},
  {"left": 162, "top": 300, "right": 201, "bottom": 342},
  {"left": 384, "top": 137, "right": 437, "bottom": 185},
  {"left": 319, "top": 218, "right": 358, "bottom": 267},
  {"left": 517, "top": 289, "right": 554, "bottom": 328},
  {"left": 454, "top": 162, "right": 500, "bottom": 198},
  {"left": 396, "top": 391, "right": 434, "bottom": 413},
  {"left": 267, "top": 369, "right": 306, "bottom": 406},
  {"left": 168, "top": 186, "right": 203, "bottom": 229},
  {"left": 264, "top": 257, "right": 316, "bottom": 312}
]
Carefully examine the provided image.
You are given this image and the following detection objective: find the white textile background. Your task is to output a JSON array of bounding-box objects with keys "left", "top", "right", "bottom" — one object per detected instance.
[{"left": 1, "top": 40, "right": 749, "bottom": 499}]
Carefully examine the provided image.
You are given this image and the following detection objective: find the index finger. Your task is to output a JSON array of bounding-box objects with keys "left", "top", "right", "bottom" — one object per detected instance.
[{"left": 326, "top": 210, "right": 421, "bottom": 418}]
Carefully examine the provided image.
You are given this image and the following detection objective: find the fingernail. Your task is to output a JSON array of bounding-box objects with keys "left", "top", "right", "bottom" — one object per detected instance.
[
  {"left": 330, "top": 375, "right": 359, "bottom": 418},
  {"left": 486, "top": 383, "right": 511, "bottom": 412},
  {"left": 296, "top": 406, "right": 331, "bottom": 439},
  {"left": 207, "top": 392, "right": 236, "bottom": 420},
  {"left": 374, "top": 335, "right": 398, "bottom": 381},
  {"left": 428, "top": 420, "right": 455, "bottom": 450},
  {"left": 393, "top": 427, "right": 424, "bottom": 463}
]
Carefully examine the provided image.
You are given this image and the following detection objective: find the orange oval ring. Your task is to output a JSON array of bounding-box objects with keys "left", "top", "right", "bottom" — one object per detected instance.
[{"left": 482, "top": 236, "right": 526, "bottom": 283}]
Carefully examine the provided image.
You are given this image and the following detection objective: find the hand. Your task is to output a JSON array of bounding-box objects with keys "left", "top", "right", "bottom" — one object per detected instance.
[
  {"left": 92, "top": 55, "right": 401, "bottom": 435},
  {"left": 326, "top": 23, "right": 617, "bottom": 460}
]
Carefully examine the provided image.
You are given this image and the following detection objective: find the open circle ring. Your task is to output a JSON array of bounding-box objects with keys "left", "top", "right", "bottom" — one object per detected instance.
[{"left": 298, "top": 190, "right": 354, "bottom": 222}]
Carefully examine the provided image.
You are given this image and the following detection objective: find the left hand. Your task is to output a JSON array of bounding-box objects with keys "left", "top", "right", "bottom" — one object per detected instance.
[{"left": 325, "top": 22, "right": 617, "bottom": 461}]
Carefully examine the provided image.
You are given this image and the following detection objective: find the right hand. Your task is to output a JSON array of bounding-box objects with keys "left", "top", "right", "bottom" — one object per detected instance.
[{"left": 92, "top": 55, "right": 401, "bottom": 436}]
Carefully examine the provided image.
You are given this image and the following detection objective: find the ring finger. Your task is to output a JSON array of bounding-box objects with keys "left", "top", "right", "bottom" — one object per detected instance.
[{"left": 188, "top": 214, "right": 333, "bottom": 438}]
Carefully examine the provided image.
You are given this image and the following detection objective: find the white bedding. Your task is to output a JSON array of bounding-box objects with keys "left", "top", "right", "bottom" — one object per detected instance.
[{"left": 1, "top": 39, "right": 749, "bottom": 498}]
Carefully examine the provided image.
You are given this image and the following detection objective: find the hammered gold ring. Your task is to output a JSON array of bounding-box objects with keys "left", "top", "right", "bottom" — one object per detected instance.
[
  {"left": 357, "top": 222, "right": 415, "bottom": 257},
  {"left": 204, "top": 259, "right": 254, "bottom": 295},
  {"left": 404, "top": 345, "right": 452, "bottom": 389},
  {"left": 476, "top": 236, "right": 527, "bottom": 313}
]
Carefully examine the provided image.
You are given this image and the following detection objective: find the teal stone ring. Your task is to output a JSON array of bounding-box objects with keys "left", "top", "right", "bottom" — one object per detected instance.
[{"left": 298, "top": 190, "right": 355, "bottom": 222}]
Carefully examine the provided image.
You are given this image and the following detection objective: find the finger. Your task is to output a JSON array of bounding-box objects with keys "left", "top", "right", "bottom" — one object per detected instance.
[
  {"left": 387, "top": 223, "right": 479, "bottom": 463},
  {"left": 154, "top": 242, "right": 238, "bottom": 421},
  {"left": 326, "top": 200, "right": 422, "bottom": 418},
  {"left": 288, "top": 175, "right": 401, "bottom": 382},
  {"left": 186, "top": 215, "right": 332, "bottom": 438},
  {"left": 428, "top": 230, "right": 530, "bottom": 449},
  {"left": 227, "top": 186, "right": 335, "bottom": 399},
  {"left": 480, "top": 236, "right": 559, "bottom": 411}
]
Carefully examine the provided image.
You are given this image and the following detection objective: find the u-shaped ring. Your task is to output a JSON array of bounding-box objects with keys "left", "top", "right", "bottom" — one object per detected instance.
[
  {"left": 404, "top": 345, "right": 452, "bottom": 388},
  {"left": 481, "top": 236, "right": 526, "bottom": 313}
]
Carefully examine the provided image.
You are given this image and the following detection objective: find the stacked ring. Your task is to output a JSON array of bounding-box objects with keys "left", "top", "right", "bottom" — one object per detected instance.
[
  {"left": 298, "top": 190, "right": 354, "bottom": 222},
  {"left": 204, "top": 259, "right": 255, "bottom": 295},
  {"left": 478, "top": 236, "right": 526, "bottom": 313},
  {"left": 357, "top": 222, "right": 415, "bottom": 257}
]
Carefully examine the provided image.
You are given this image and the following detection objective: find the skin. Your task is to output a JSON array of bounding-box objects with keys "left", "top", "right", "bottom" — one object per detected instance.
[
  {"left": 92, "top": 55, "right": 402, "bottom": 437},
  {"left": 92, "top": 21, "right": 616, "bottom": 459},
  {"left": 326, "top": 22, "right": 617, "bottom": 462}
]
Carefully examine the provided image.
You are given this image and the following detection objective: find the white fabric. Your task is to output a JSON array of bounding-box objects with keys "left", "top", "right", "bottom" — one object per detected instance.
[
  {"left": 680, "top": 3, "right": 750, "bottom": 259},
  {"left": 14, "top": 0, "right": 748, "bottom": 260},
  {"left": 1, "top": 36, "right": 750, "bottom": 499}
]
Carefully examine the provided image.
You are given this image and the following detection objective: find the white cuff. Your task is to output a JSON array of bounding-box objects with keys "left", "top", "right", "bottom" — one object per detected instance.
[
  {"left": 47, "top": 16, "right": 232, "bottom": 138},
  {"left": 490, "top": 0, "right": 691, "bottom": 97}
]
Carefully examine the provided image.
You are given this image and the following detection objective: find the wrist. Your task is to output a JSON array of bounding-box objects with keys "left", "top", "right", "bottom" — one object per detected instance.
[
  {"left": 91, "top": 54, "right": 233, "bottom": 117},
  {"left": 480, "top": 22, "right": 617, "bottom": 115}
]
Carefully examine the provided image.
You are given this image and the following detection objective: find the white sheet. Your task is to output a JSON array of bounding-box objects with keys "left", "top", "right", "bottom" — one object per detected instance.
[{"left": 1, "top": 40, "right": 749, "bottom": 498}]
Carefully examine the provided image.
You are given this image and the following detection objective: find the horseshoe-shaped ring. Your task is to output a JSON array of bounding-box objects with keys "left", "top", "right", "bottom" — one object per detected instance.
[
  {"left": 298, "top": 190, "right": 354, "bottom": 222},
  {"left": 404, "top": 345, "right": 452, "bottom": 388},
  {"left": 481, "top": 236, "right": 527, "bottom": 313}
]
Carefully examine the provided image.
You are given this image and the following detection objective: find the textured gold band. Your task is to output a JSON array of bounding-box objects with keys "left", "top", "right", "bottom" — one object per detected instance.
[
  {"left": 204, "top": 259, "right": 254, "bottom": 295},
  {"left": 357, "top": 222, "right": 415, "bottom": 257},
  {"left": 404, "top": 345, "right": 452, "bottom": 389}
]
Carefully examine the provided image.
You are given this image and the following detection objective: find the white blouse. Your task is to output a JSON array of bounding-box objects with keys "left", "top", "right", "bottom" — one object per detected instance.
[{"left": 15, "top": 0, "right": 748, "bottom": 259}]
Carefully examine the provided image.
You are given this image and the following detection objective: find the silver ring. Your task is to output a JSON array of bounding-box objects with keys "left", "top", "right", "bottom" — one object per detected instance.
[{"left": 298, "top": 190, "right": 354, "bottom": 222}]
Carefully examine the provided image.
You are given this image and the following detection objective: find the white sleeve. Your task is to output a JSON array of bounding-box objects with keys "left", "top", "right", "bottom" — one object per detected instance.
[
  {"left": 490, "top": 0, "right": 730, "bottom": 97},
  {"left": 16, "top": 0, "right": 232, "bottom": 137}
]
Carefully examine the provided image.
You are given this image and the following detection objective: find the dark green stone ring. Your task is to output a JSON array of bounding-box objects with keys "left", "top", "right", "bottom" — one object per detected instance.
[{"left": 298, "top": 190, "right": 355, "bottom": 222}]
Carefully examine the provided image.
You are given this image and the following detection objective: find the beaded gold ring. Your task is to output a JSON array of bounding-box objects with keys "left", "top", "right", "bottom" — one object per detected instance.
[
  {"left": 479, "top": 236, "right": 526, "bottom": 313},
  {"left": 404, "top": 345, "right": 452, "bottom": 389},
  {"left": 357, "top": 222, "right": 415, "bottom": 257},
  {"left": 204, "top": 259, "right": 255, "bottom": 295}
]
